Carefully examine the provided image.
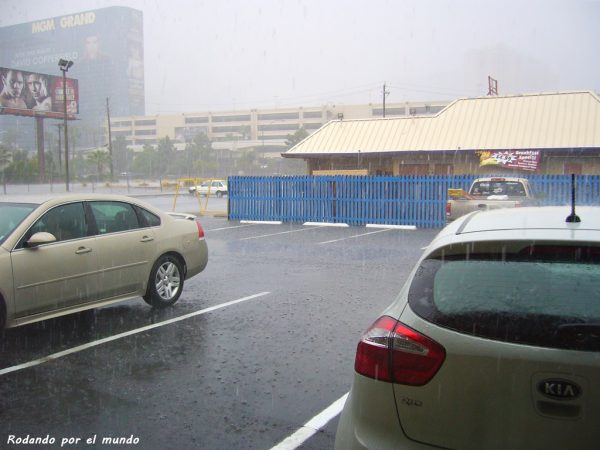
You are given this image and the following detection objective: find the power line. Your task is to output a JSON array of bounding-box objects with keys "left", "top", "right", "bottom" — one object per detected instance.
[{"left": 146, "top": 83, "right": 384, "bottom": 111}]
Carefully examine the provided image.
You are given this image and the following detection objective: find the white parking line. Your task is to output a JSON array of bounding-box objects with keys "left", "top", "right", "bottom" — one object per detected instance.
[
  {"left": 318, "top": 228, "right": 391, "bottom": 245},
  {"left": 0, "top": 292, "right": 271, "bottom": 377},
  {"left": 270, "top": 393, "right": 349, "bottom": 450},
  {"left": 239, "top": 226, "right": 324, "bottom": 241},
  {"left": 206, "top": 224, "right": 258, "bottom": 231}
]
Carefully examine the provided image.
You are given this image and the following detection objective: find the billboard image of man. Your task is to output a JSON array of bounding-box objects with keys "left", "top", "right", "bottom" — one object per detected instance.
[
  {"left": 25, "top": 73, "right": 52, "bottom": 111},
  {"left": 0, "top": 69, "right": 27, "bottom": 109}
]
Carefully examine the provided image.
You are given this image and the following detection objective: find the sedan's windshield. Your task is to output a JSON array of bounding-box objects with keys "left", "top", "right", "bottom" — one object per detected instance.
[{"left": 0, "top": 203, "right": 37, "bottom": 244}]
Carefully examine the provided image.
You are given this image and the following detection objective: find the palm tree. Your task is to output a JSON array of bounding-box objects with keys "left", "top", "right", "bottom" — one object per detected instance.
[{"left": 86, "top": 149, "right": 111, "bottom": 181}]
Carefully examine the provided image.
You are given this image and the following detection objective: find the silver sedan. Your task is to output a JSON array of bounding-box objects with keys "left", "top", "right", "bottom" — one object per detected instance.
[{"left": 0, "top": 193, "right": 208, "bottom": 330}]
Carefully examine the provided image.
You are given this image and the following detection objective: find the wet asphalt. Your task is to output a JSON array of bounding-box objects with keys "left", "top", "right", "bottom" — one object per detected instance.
[{"left": 0, "top": 191, "right": 439, "bottom": 450}]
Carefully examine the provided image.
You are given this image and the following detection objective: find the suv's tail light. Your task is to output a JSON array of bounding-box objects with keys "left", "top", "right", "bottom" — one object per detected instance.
[
  {"left": 355, "top": 316, "right": 445, "bottom": 385},
  {"left": 195, "top": 220, "right": 205, "bottom": 239},
  {"left": 446, "top": 201, "right": 451, "bottom": 217}
]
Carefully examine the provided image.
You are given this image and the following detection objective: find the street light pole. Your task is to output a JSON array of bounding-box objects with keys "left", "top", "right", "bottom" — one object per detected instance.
[
  {"left": 106, "top": 97, "right": 114, "bottom": 181},
  {"left": 58, "top": 59, "right": 73, "bottom": 191}
]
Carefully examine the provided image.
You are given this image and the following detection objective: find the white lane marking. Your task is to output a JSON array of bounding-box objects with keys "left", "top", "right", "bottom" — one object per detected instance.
[
  {"left": 239, "top": 226, "right": 324, "bottom": 241},
  {"left": 318, "top": 228, "right": 391, "bottom": 245},
  {"left": 0, "top": 292, "right": 271, "bottom": 377},
  {"left": 206, "top": 224, "right": 258, "bottom": 231},
  {"left": 270, "top": 393, "right": 349, "bottom": 450}
]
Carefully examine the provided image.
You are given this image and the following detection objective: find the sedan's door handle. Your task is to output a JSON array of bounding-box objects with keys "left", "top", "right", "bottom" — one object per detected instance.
[
  {"left": 140, "top": 236, "right": 154, "bottom": 243},
  {"left": 75, "top": 246, "right": 92, "bottom": 254}
]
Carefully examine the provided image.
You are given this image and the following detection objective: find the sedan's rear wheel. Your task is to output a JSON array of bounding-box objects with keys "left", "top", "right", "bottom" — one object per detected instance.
[{"left": 144, "top": 255, "right": 184, "bottom": 308}]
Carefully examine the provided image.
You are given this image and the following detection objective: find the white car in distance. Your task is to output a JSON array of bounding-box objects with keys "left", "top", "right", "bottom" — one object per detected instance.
[{"left": 188, "top": 180, "right": 228, "bottom": 198}]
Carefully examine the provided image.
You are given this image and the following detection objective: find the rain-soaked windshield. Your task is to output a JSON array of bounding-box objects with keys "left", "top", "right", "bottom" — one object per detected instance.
[
  {"left": 1, "top": 1, "right": 599, "bottom": 450},
  {"left": 0, "top": 203, "right": 36, "bottom": 244}
]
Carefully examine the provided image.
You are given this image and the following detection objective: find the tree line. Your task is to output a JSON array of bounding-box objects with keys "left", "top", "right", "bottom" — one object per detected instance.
[{"left": 0, "top": 128, "right": 307, "bottom": 186}]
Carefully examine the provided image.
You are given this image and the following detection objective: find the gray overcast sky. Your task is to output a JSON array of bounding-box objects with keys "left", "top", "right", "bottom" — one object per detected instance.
[{"left": 2, "top": 0, "right": 599, "bottom": 114}]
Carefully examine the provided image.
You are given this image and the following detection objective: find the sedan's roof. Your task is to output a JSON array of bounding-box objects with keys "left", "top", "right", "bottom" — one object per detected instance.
[
  {"left": 1, "top": 193, "right": 148, "bottom": 206},
  {"left": 0, "top": 193, "right": 163, "bottom": 215}
]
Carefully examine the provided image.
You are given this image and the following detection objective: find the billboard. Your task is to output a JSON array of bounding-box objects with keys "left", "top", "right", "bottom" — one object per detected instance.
[
  {"left": 0, "top": 6, "right": 144, "bottom": 148},
  {"left": 477, "top": 150, "right": 541, "bottom": 171},
  {"left": 0, "top": 66, "right": 78, "bottom": 119}
]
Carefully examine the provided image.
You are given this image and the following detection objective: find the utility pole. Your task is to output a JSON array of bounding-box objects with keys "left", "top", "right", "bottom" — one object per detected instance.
[
  {"left": 106, "top": 97, "right": 114, "bottom": 180},
  {"left": 35, "top": 117, "right": 45, "bottom": 183},
  {"left": 382, "top": 83, "right": 390, "bottom": 117}
]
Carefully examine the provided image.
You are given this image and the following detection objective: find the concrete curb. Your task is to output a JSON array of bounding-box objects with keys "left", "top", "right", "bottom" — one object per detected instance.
[
  {"left": 240, "top": 220, "right": 283, "bottom": 225},
  {"left": 303, "top": 222, "right": 350, "bottom": 227},
  {"left": 366, "top": 224, "right": 417, "bottom": 230}
]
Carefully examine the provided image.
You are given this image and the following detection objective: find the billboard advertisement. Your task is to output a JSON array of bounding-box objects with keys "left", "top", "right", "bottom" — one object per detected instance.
[
  {"left": 0, "top": 6, "right": 144, "bottom": 148},
  {"left": 0, "top": 67, "right": 78, "bottom": 119},
  {"left": 477, "top": 150, "right": 541, "bottom": 171}
]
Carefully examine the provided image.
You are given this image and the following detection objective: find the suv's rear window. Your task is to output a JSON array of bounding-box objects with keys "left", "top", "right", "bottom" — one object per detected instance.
[
  {"left": 470, "top": 180, "right": 526, "bottom": 196},
  {"left": 409, "top": 243, "right": 600, "bottom": 351}
]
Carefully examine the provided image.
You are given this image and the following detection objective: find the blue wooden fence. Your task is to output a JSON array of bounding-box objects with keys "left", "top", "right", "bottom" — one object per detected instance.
[{"left": 228, "top": 175, "right": 600, "bottom": 228}]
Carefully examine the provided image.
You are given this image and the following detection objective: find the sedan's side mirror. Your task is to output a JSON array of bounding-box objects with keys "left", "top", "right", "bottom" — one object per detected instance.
[{"left": 25, "top": 231, "right": 57, "bottom": 248}]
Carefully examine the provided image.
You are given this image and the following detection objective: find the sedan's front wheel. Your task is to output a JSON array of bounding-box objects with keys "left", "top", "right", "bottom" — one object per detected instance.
[{"left": 144, "top": 255, "right": 184, "bottom": 308}]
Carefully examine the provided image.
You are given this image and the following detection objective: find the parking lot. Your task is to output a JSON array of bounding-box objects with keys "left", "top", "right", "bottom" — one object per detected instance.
[{"left": 0, "top": 199, "right": 438, "bottom": 450}]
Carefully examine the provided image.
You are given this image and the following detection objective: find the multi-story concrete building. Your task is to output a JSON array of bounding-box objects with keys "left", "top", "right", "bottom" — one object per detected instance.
[{"left": 108, "top": 100, "right": 450, "bottom": 156}]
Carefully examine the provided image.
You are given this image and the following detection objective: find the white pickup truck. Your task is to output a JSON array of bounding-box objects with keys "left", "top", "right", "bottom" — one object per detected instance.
[{"left": 446, "top": 177, "right": 537, "bottom": 221}]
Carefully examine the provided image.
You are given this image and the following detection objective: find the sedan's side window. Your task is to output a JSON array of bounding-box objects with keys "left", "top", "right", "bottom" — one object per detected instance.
[
  {"left": 138, "top": 207, "right": 161, "bottom": 227},
  {"left": 24, "top": 202, "right": 87, "bottom": 244},
  {"left": 90, "top": 201, "right": 140, "bottom": 234}
]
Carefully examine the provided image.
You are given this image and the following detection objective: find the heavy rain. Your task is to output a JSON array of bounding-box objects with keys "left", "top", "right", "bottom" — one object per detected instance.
[{"left": 1, "top": 1, "right": 600, "bottom": 449}]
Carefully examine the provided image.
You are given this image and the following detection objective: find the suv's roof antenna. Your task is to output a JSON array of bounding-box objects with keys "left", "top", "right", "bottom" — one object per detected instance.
[{"left": 566, "top": 173, "right": 581, "bottom": 223}]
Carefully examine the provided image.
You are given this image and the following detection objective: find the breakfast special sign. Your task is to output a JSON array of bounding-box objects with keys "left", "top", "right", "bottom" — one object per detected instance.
[{"left": 477, "top": 150, "right": 541, "bottom": 171}]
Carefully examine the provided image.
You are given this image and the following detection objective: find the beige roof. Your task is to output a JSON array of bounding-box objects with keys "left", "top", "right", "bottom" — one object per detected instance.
[{"left": 283, "top": 91, "right": 600, "bottom": 157}]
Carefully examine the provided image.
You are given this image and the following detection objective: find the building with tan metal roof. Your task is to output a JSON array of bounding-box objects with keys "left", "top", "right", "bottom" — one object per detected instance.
[{"left": 282, "top": 91, "right": 600, "bottom": 176}]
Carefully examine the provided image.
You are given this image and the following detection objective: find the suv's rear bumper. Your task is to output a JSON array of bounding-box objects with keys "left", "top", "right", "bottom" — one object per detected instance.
[{"left": 335, "top": 374, "right": 437, "bottom": 450}]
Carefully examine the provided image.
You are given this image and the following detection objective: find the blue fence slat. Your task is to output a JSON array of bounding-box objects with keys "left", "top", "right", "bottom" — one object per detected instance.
[{"left": 227, "top": 174, "right": 600, "bottom": 228}]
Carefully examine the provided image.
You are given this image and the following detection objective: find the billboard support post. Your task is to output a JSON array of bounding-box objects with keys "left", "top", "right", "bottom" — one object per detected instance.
[
  {"left": 35, "top": 117, "right": 45, "bottom": 183},
  {"left": 106, "top": 97, "right": 114, "bottom": 181},
  {"left": 58, "top": 59, "right": 73, "bottom": 191}
]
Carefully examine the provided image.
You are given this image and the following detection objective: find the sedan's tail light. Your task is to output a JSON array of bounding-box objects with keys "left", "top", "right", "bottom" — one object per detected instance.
[
  {"left": 195, "top": 220, "right": 205, "bottom": 239},
  {"left": 355, "top": 316, "right": 445, "bottom": 385}
]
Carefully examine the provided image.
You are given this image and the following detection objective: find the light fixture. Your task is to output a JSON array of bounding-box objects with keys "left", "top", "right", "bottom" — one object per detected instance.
[{"left": 58, "top": 59, "right": 74, "bottom": 71}]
